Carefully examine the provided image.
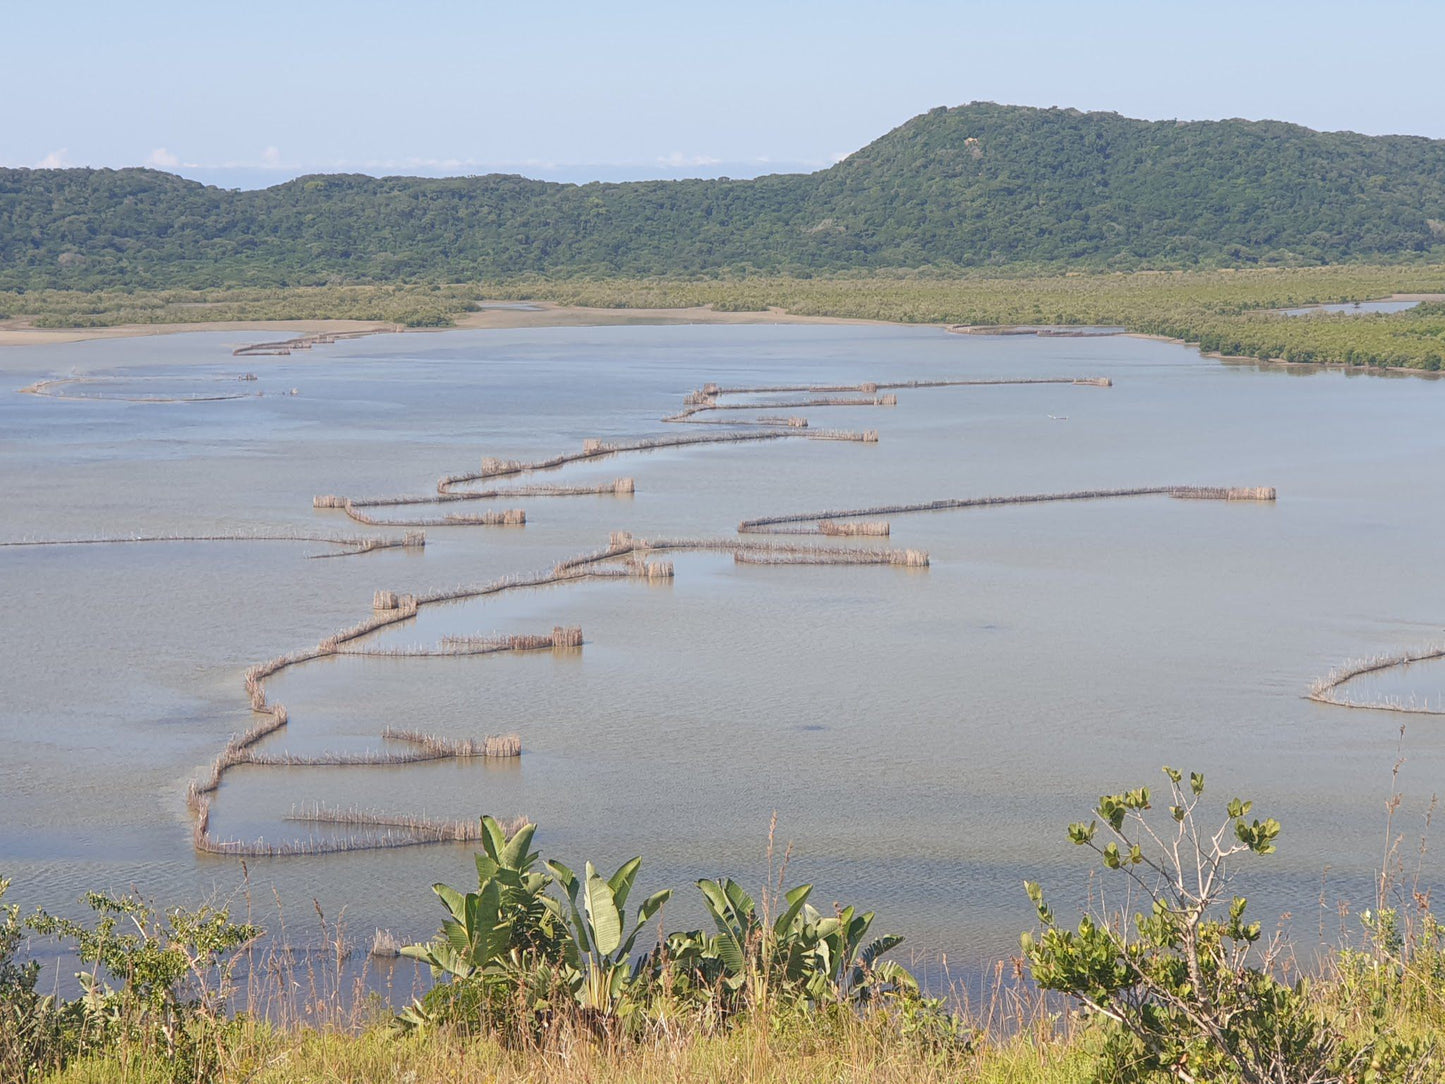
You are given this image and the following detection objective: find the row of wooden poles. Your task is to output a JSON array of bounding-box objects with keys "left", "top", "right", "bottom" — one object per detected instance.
[
  {"left": 306, "top": 371, "right": 1116, "bottom": 525},
  {"left": 1307, "top": 644, "right": 1445, "bottom": 716},
  {"left": 309, "top": 429, "right": 877, "bottom": 528},
  {"left": 0, "top": 531, "right": 423, "bottom": 558},
  {"left": 690, "top": 376, "right": 1112, "bottom": 396},
  {"left": 736, "top": 485, "right": 1277, "bottom": 533},
  {"left": 193, "top": 369, "right": 1125, "bottom": 852},
  {"left": 19, "top": 376, "right": 259, "bottom": 403},
  {"left": 313, "top": 481, "right": 635, "bottom": 528},
  {"left": 444, "top": 429, "right": 877, "bottom": 490},
  {"left": 232, "top": 328, "right": 391, "bottom": 357},
  {"left": 283, "top": 803, "right": 509, "bottom": 845},
  {"left": 188, "top": 607, "right": 555, "bottom": 856},
  {"left": 189, "top": 528, "right": 930, "bottom": 856},
  {"left": 664, "top": 375, "right": 1110, "bottom": 424}
]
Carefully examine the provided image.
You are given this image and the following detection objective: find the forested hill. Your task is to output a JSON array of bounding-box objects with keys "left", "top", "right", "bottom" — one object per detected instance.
[{"left": 5, "top": 102, "right": 1445, "bottom": 289}]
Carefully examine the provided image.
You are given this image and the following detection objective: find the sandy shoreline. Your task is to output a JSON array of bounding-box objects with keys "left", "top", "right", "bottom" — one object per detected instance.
[
  {"left": 5, "top": 296, "right": 1443, "bottom": 379},
  {"left": 0, "top": 303, "right": 897, "bottom": 348}
]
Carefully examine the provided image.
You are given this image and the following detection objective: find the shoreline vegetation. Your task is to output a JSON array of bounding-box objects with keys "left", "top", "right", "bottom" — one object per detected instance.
[
  {"left": 8, "top": 773, "right": 1445, "bottom": 1084},
  {"left": 5, "top": 267, "right": 1445, "bottom": 374}
]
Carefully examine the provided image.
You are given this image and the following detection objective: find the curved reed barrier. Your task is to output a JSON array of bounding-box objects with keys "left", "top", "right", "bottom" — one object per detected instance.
[
  {"left": 232, "top": 328, "right": 392, "bottom": 357},
  {"left": 340, "top": 626, "right": 585, "bottom": 657},
  {"left": 436, "top": 429, "right": 874, "bottom": 493},
  {"left": 737, "top": 485, "right": 1276, "bottom": 534},
  {"left": 734, "top": 548, "right": 928, "bottom": 567},
  {"left": 188, "top": 369, "right": 1154, "bottom": 854},
  {"left": 284, "top": 804, "right": 495, "bottom": 843},
  {"left": 326, "top": 368, "right": 953, "bottom": 524},
  {"left": 1171, "top": 486, "right": 1278, "bottom": 501},
  {"left": 1307, "top": 644, "right": 1445, "bottom": 715},
  {"left": 0, "top": 530, "right": 423, "bottom": 558},
  {"left": 340, "top": 480, "right": 635, "bottom": 509},
  {"left": 663, "top": 375, "right": 1110, "bottom": 427},
  {"left": 312, "top": 481, "right": 635, "bottom": 528},
  {"left": 189, "top": 534, "right": 924, "bottom": 856},
  {"left": 344, "top": 505, "right": 526, "bottom": 528},
  {"left": 702, "top": 376, "right": 1113, "bottom": 395},
  {"left": 19, "top": 375, "right": 261, "bottom": 403},
  {"left": 664, "top": 396, "right": 896, "bottom": 423}
]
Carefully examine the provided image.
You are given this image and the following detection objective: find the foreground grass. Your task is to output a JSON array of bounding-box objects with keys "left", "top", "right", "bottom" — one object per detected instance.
[
  {"left": 7, "top": 265, "right": 1445, "bottom": 370},
  {"left": 43, "top": 1016, "right": 1097, "bottom": 1084}
]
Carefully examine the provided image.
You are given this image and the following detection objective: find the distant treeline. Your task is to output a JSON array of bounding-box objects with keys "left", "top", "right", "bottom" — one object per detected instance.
[{"left": 5, "top": 103, "right": 1445, "bottom": 291}]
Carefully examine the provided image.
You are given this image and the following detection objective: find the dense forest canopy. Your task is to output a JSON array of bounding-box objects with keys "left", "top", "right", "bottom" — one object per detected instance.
[{"left": 4, "top": 103, "right": 1445, "bottom": 290}]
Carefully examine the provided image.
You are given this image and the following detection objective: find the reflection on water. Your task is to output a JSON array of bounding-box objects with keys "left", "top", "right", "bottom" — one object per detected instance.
[{"left": 2, "top": 323, "right": 1444, "bottom": 987}]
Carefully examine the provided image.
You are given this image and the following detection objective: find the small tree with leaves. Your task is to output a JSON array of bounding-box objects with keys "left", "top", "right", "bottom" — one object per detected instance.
[{"left": 1019, "top": 767, "right": 1348, "bottom": 1084}]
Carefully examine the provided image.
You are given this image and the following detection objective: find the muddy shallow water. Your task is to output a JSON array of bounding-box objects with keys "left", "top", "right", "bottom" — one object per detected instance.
[{"left": 2, "top": 322, "right": 1442, "bottom": 986}]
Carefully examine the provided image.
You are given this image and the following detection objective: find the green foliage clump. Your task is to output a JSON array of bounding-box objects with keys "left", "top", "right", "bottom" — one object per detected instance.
[
  {"left": 4, "top": 888, "right": 260, "bottom": 1084},
  {"left": 397, "top": 816, "right": 942, "bottom": 1049},
  {"left": 1022, "top": 768, "right": 1436, "bottom": 1084},
  {"left": 8, "top": 779, "right": 1445, "bottom": 1082},
  {"left": 5, "top": 104, "right": 1445, "bottom": 292},
  {"left": 1, "top": 877, "right": 58, "bottom": 1083}
]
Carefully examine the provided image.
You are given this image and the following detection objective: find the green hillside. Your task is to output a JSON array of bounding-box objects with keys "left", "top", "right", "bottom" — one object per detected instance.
[{"left": 5, "top": 103, "right": 1445, "bottom": 289}]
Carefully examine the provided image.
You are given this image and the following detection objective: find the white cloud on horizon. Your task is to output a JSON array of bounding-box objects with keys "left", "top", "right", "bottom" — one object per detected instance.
[
  {"left": 3, "top": 148, "right": 834, "bottom": 179},
  {"left": 657, "top": 151, "right": 722, "bottom": 169}
]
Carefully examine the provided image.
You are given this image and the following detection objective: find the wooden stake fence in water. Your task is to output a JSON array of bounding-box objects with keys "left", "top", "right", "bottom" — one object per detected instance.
[
  {"left": 0, "top": 530, "right": 421, "bottom": 558},
  {"left": 188, "top": 527, "right": 927, "bottom": 855},
  {"left": 1307, "top": 644, "right": 1445, "bottom": 715},
  {"left": 737, "top": 485, "right": 1276, "bottom": 533},
  {"left": 189, "top": 370, "right": 1146, "bottom": 855}
]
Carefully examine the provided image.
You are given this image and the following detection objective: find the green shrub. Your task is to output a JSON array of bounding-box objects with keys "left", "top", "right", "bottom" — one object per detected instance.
[
  {"left": 24, "top": 891, "right": 259, "bottom": 1084},
  {"left": 1022, "top": 768, "right": 1436, "bottom": 1083}
]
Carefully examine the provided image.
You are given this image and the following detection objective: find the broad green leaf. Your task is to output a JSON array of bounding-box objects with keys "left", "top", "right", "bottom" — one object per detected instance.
[
  {"left": 619, "top": 888, "right": 673, "bottom": 957},
  {"left": 432, "top": 882, "right": 467, "bottom": 921},
  {"left": 583, "top": 866, "right": 623, "bottom": 957},
  {"left": 481, "top": 816, "right": 506, "bottom": 861},
  {"left": 607, "top": 856, "right": 643, "bottom": 912},
  {"left": 860, "top": 933, "right": 903, "bottom": 968},
  {"left": 773, "top": 883, "right": 813, "bottom": 938},
  {"left": 500, "top": 822, "right": 537, "bottom": 870},
  {"left": 636, "top": 887, "right": 671, "bottom": 924}
]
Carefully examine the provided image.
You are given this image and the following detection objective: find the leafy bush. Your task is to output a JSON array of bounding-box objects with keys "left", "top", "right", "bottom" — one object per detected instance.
[
  {"left": 1022, "top": 768, "right": 1435, "bottom": 1083},
  {"left": 0, "top": 877, "right": 62, "bottom": 1082},
  {"left": 399, "top": 816, "right": 928, "bottom": 1043},
  {"left": 23, "top": 890, "right": 259, "bottom": 1083}
]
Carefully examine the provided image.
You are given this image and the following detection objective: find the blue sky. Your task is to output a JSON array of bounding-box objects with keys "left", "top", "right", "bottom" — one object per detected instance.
[{"left": 5, "top": 0, "right": 1443, "bottom": 187}]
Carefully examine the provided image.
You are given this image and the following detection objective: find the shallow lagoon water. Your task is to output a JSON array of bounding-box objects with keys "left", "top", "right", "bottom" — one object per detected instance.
[
  {"left": 1279, "top": 299, "right": 1422, "bottom": 316},
  {"left": 2, "top": 322, "right": 1444, "bottom": 986}
]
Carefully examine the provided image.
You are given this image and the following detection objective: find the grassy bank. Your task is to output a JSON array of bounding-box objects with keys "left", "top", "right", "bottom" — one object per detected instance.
[
  {"left": 42, "top": 1015, "right": 1096, "bottom": 1084},
  {"left": 7, "top": 773, "right": 1445, "bottom": 1084},
  {"left": 7, "top": 266, "right": 1445, "bottom": 370}
]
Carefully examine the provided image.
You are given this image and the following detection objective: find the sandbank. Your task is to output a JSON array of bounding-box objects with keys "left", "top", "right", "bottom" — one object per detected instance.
[{"left": 0, "top": 303, "right": 895, "bottom": 349}]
